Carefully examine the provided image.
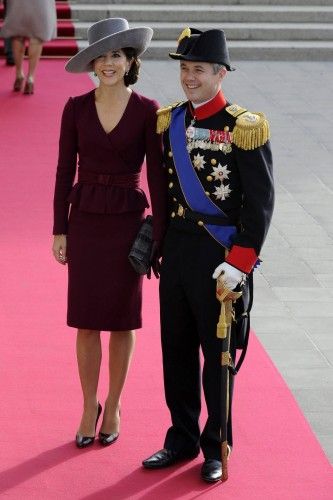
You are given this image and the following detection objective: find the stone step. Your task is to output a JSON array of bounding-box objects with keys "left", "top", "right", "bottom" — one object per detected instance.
[
  {"left": 69, "top": 2, "right": 333, "bottom": 61},
  {"left": 69, "top": 0, "right": 333, "bottom": 5},
  {"left": 74, "top": 21, "right": 333, "bottom": 41},
  {"left": 70, "top": 4, "right": 333, "bottom": 23},
  {"left": 77, "top": 38, "right": 333, "bottom": 61}
]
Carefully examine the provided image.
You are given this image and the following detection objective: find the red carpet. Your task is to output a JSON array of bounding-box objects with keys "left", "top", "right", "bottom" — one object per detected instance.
[{"left": 0, "top": 60, "right": 332, "bottom": 499}]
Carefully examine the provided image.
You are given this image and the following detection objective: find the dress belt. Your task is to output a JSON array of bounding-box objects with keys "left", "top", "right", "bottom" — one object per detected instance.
[
  {"left": 171, "top": 202, "right": 233, "bottom": 226},
  {"left": 78, "top": 170, "right": 140, "bottom": 188}
]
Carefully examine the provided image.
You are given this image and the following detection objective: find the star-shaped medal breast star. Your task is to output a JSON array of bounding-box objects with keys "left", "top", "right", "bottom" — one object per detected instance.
[
  {"left": 192, "top": 153, "right": 206, "bottom": 171},
  {"left": 213, "top": 184, "right": 232, "bottom": 200},
  {"left": 211, "top": 163, "right": 231, "bottom": 181}
]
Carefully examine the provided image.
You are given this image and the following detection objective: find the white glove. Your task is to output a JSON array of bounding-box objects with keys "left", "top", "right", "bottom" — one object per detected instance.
[{"left": 212, "top": 262, "right": 244, "bottom": 290}]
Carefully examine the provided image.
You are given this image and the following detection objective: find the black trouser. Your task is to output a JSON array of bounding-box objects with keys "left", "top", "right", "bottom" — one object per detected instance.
[{"left": 160, "top": 221, "right": 236, "bottom": 460}]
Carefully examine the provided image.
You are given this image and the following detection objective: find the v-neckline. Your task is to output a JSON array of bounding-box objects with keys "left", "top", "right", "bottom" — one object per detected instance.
[{"left": 92, "top": 89, "right": 134, "bottom": 137}]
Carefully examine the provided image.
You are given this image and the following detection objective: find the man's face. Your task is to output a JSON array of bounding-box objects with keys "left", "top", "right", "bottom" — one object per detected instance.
[{"left": 180, "top": 60, "right": 226, "bottom": 104}]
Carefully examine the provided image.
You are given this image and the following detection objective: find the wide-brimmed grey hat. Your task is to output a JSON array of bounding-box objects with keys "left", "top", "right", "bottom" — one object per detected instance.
[{"left": 65, "top": 18, "right": 153, "bottom": 73}]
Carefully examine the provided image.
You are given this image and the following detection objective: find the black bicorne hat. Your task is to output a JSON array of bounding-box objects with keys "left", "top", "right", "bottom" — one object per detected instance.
[{"left": 169, "top": 27, "right": 235, "bottom": 71}]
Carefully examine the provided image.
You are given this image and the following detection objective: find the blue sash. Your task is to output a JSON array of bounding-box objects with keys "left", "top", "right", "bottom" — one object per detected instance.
[{"left": 169, "top": 105, "right": 237, "bottom": 249}]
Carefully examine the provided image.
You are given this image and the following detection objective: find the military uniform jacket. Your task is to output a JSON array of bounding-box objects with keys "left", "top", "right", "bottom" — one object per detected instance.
[{"left": 158, "top": 92, "right": 274, "bottom": 273}]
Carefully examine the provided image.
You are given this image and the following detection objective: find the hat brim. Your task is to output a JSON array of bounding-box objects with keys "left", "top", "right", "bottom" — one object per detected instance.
[
  {"left": 169, "top": 52, "right": 235, "bottom": 71},
  {"left": 65, "top": 27, "right": 153, "bottom": 73}
]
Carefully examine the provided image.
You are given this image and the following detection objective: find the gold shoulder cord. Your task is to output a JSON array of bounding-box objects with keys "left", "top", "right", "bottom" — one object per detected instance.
[
  {"left": 226, "top": 104, "right": 270, "bottom": 150},
  {"left": 156, "top": 102, "right": 184, "bottom": 134}
]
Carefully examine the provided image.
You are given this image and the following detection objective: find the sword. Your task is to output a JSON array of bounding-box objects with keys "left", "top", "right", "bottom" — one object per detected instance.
[{"left": 216, "top": 277, "right": 242, "bottom": 482}]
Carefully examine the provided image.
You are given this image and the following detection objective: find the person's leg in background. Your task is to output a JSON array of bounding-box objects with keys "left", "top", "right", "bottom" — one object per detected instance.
[
  {"left": 4, "top": 37, "right": 14, "bottom": 65},
  {"left": 11, "top": 36, "right": 25, "bottom": 91},
  {"left": 23, "top": 37, "right": 43, "bottom": 94}
]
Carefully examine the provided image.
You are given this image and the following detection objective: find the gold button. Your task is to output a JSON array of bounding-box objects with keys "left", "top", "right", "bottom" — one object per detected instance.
[
  {"left": 197, "top": 220, "right": 204, "bottom": 226},
  {"left": 211, "top": 159, "right": 217, "bottom": 165},
  {"left": 206, "top": 175, "right": 213, "bottom": 182},
  {"left": 224, "top": 126, "right": 229, "bottom": 132},
  {"left": 177, "top": 205, "right": 184, "bottom": 217},
  {"left": 173, "top": 197, "right": 177, "bottom": 202},
  {"left": 171, "top": 211, "right": 176, "bottom": 218},
  {"left": 169, "top": 182, "right": 173, "bottom": 188},
  {"left": 168, "top": 168, "right": 173, "bottom": 174},
  {"left": 205, "top": 191, "right": 210, "bottom": 196},
  {"left": 168, "top": 151, "right": 173, "bottom": 157}
]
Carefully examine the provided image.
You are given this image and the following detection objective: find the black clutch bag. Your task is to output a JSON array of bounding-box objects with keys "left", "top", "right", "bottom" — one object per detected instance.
[{"left": 128, "top": 215, "right": 153, "bottom": 275}]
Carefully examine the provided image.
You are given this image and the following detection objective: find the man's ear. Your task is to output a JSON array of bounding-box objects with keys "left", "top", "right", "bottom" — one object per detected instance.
[{"left": 219, "top": 67, "right": 227, "bottom": 81}]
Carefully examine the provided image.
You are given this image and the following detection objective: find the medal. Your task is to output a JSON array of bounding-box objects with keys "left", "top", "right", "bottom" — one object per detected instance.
[
  {"left": 186, "top": 126, "right": 195, "bottom": 139},
  {"left": 186, "top": 125, "right": 233, "bottom": 153}
]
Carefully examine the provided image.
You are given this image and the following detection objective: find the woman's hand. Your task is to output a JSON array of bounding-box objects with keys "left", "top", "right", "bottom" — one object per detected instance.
[
  {"left": 147, "top": 240, "right": 162, "bottom": 279},
  {"left": 52, "top": 234, "right": 67, "bottom": 265}
]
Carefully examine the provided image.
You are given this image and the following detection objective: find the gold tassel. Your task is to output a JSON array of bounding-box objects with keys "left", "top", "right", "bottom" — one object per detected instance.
[
  {"left": 216, "top": 281, "right": 242, "bottom": 339},
  {"left": 156, "top": 107, "right": 172, "bottom": 134},
  {"left": 156, "top": 101, "right": 184, "bottom": 134},
  {"left": 232, "top": 111, "right": 270, "bottom": 150},
  {"left": 217, "top": 301, "right": 228, "bottom": 339}
]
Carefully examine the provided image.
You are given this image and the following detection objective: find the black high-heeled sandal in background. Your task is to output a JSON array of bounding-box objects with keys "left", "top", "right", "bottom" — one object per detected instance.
[
  {"left": 13, "top": 76, "right": 24, "bottom": 92},
  {"left": 75, "top": 402, "right": 102, "bottom": 449}
]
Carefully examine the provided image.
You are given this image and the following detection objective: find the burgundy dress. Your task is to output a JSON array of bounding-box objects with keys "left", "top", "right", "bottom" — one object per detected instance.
[{"left": 53, "top": 90, "right": 167, "bottom": 331}]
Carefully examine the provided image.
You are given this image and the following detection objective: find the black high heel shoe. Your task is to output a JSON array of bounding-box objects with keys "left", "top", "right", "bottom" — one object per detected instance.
[
  {"left": 98, "top": 408, "right": 120, "bottom": 446},
  {"left": 98, "top": 430, "right": 119, "bottom": 446},
  {"left": 75, "top": 402, "right": 102, "bottom": 449}
]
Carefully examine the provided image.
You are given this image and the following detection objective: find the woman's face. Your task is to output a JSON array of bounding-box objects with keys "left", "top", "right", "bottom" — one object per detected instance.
[{"left": 93, "top": 49, "right": 131, "bottom": 87}]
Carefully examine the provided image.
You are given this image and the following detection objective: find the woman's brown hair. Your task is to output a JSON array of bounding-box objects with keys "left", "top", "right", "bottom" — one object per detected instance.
[{"left": 123, "top": 47, "right": 141, "bottom": 86}]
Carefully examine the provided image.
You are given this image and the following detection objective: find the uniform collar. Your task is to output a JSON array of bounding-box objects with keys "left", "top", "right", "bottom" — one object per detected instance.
[{"left": 189, "top": 90, "right": 226, "bottom": 120}]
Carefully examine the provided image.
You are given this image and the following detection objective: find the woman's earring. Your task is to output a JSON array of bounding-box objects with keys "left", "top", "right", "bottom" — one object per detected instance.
[
  {"left": 125, "top": 70, "right": 129, "bottom": 76},
  {"left": 94, "top": 72, "right": 97, "bottom": 77}
]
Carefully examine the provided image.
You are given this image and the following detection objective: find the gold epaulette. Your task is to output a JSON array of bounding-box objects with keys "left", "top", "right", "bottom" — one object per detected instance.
[
  {"left": 226, "top": 104, "right": 270, "bottom": 150},
  {"left": 225, "top": 104, "right": 247, "bottom": 118},
  {"left": 156, "top": 101, "right": 184, "bottom": 134}
]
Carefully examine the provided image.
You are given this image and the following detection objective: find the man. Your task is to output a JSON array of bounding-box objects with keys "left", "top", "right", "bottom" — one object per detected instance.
[{"left": 142, "top": 28, "right": 274, "bottom": 482}]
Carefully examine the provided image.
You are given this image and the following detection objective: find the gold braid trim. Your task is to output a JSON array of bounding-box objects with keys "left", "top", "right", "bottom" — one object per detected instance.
[
  {"left": 221, "top": 351, "right": 231, "bottom": 366},
  {"left": 225, "top": 104, "right": 247, "bottom": 118},
  {"left": 156, "top": 102, "right": 184, "bottom": 134},
  {"left": 232, "top": 111, "right": 270, "bottom": 150}
]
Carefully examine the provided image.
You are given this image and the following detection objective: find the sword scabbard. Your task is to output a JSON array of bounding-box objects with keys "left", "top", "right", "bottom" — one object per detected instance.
[
  {"left": 221, "top": 440, "right": 229, "bottom": 481},
  {"left": 216, "top": 281, "right": 242, "bottom": 481}
]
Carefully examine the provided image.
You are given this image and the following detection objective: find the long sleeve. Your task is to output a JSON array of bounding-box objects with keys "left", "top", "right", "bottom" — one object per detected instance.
[
  {"left": 53, "top": 97, "right": 78, "bottom": 234},
  {"left": 144, "top": 100, "right": 168, "bottom": 242},
  {"left": 225, "top": 140, "right": 274, "bottom": 273}
]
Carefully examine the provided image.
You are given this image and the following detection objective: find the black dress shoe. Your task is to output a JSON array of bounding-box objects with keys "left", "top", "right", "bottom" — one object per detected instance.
[
  {"left": 75, "top": 402, "right": 102, "bottom": 449},
  {"left": 201, "top": 459, "right": 222, "bottom": 483},
  {"left": 142, "top": 448, "right": 198, "bottom": 469},
  {"left": 98, "top": 431, "right": 119, "bottom": 446}
]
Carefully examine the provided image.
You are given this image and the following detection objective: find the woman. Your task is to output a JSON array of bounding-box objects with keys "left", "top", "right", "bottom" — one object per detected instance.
[
  {"left": 0, "top": 0, "right": 56, "bottom": 94},
  {"left": 52, "top": 18, "right": 167, "bottom": 448}
]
